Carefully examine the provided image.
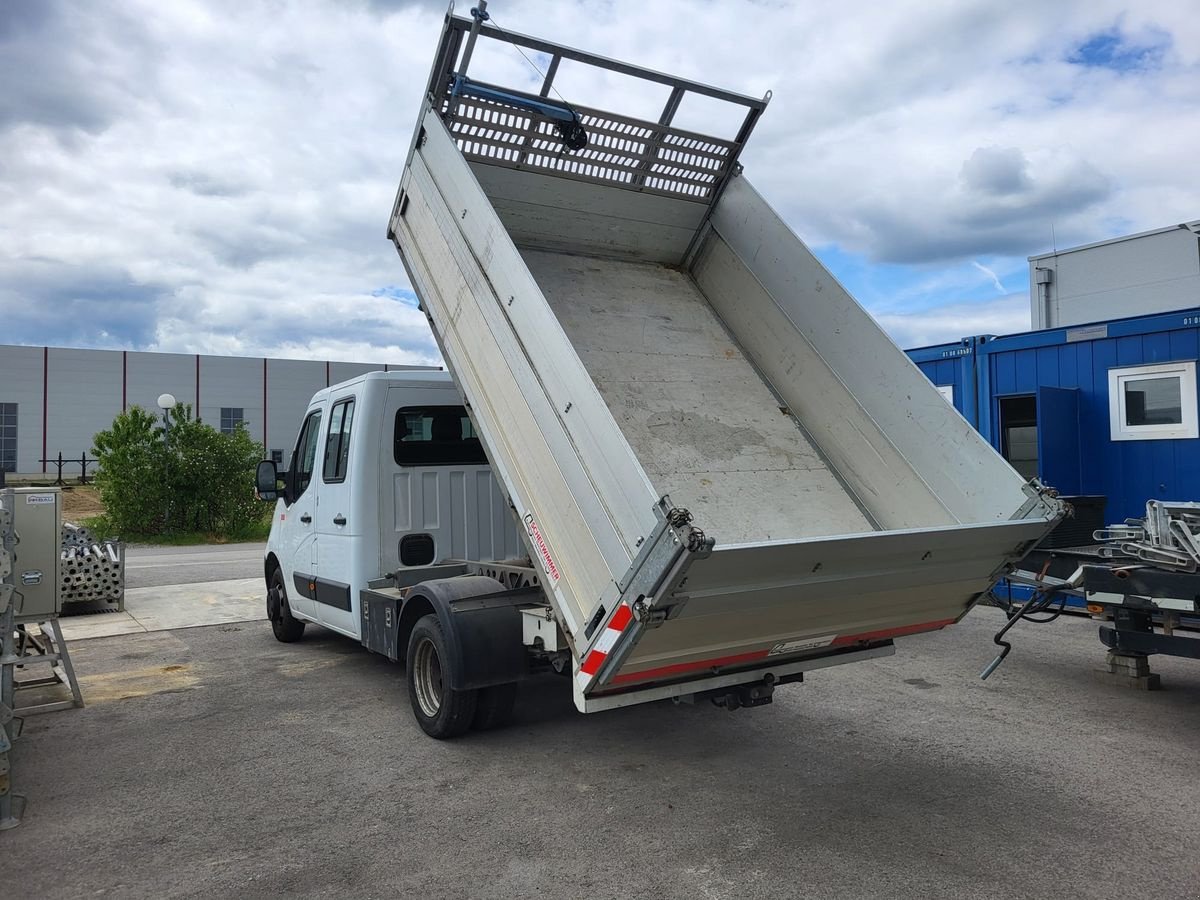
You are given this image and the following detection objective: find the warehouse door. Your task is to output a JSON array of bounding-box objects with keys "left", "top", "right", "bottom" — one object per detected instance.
[{"left": 1035, "top": 386, "right": 1081, "bottom": 495}]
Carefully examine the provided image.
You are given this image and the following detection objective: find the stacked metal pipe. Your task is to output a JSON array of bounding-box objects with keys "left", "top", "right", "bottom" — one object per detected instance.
[
  {"left": 60, "top": 523, "right": 125, "bottom": 605},
  {"left": 1094, "top": 500, "right": 1200, "bottom": 572},
  {"left": 61, "top": 522, "right": 97, "bottom": 551}
]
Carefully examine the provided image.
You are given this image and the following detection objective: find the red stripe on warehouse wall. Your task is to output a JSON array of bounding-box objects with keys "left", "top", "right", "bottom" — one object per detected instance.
[
  {"left": 42, "top": 346, "right": 48, "bottom": 473},
  {"left": 262, "top": 358, "right": 268, "bottom": 450}
]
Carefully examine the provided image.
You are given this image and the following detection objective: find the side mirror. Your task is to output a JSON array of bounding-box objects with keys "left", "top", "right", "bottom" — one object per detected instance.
[{"left": 255, "top": 460, "right": 283, "bottom": 502}]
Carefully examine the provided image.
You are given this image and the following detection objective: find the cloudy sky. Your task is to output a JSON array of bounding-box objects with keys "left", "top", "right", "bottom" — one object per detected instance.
[{"left": 2, "top": 0, "right": 1197, "bottom": 364}]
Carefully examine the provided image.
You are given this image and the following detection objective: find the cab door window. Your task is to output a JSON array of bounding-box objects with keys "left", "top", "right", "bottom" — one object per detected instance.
[
  {"left": 322, "top": 398, "right": 355, "bottom": 483},
  {"left": 292, "top": 409, "right": 323, "bottom": 500}
]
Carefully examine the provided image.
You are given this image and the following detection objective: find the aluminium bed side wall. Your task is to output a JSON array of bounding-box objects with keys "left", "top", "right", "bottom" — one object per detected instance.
[
  {"left": 700, "top": 176, "right": 1031, "bottom": 527},
  {"left": 390, "top": 109, "right": 662, "bottom": 636}
]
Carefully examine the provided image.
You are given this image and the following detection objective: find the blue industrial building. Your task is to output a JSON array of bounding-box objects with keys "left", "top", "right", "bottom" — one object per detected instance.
[{"left": 907, "top": 306, "right": 1200, "bottom": 525}]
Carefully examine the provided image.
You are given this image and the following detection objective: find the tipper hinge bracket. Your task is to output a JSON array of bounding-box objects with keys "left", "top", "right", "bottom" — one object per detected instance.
[
  {"left": 615, "top": 498, "right": 713, "bottom": 598},
  {"left": 1012, "top": 479, "right": 1065, "bottom": 522},
  {"left": 630, "top": 599, "right": 671, "bottom": 628},
  {"left": 576, "top": 497, "right": 715, "bottom": 695}
]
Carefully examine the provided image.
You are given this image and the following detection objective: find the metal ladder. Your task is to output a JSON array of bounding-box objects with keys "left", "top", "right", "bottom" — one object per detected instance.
[{"left": 7, "top": 617, "right": 85, "bottom": 715}]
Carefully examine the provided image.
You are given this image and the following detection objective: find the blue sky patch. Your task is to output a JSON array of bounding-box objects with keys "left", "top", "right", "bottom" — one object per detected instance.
[
  {"left": 814, "top": 245, "right": 1022, "bottom": 313},
  {"left": 1070, "top": 29, "right": 1168, "bottom": 72},
  {"left": 370, "top": 285, "right": 419, "bottom": 306}
]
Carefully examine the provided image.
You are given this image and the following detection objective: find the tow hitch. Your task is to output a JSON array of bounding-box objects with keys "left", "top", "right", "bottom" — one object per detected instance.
[{"left": 708, "top": 673, "right": 778, "bottom": 710}]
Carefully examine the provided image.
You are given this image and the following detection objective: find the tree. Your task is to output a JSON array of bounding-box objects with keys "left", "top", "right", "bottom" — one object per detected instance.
[{"left": 92, "top": 403, "right": 265, "bottom": 536}]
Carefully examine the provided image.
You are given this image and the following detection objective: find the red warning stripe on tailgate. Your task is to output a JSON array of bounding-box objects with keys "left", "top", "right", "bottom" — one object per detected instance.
[
  {"left": 605, "top": 618, "right": 957, "bottom": 689},
  {"left": 574, "top": 601, "right": 637, "bottom": 692}
]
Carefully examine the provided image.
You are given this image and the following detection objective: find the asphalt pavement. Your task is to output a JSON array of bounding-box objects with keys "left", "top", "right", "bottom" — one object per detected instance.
[
  {"left": 124, "top": 542, "right": 266, "bottom": 589},
  {"left": 6, "top": 606, "right": 1199, "bottom": 899}
]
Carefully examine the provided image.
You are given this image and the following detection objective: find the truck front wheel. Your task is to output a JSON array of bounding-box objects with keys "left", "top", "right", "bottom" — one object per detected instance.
[
  {"left": 406, "top": 614, "right": 477, "bottom": 739},
  {"left": 268, "top": 569, "right": 305, "bottom": 643}
]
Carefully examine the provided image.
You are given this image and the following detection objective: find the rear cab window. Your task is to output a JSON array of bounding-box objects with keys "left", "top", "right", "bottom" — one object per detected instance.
[{"left": 394, "top": 406, "right": 487, "bottom": 466}]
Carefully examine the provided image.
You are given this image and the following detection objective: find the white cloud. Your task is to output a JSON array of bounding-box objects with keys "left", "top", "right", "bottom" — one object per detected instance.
[{"left": 0, "top": 0, "right": 1197, "bottom": 361}]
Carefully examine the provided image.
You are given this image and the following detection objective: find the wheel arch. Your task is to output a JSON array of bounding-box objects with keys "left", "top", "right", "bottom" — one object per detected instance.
[
  {"left": 396, "top": 594, "right": 435, "bottom": 665},
  {"left": 400, "top": 576, "right": 528, "bottom": 690},
  {"left": 264, "top": 552, "right": 281, "bottom": 586}
]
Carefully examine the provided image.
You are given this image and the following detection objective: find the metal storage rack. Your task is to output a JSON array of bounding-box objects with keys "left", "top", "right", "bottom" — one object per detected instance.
[{"left": 0, "top": 488, "right": 86, "bottom": 830}]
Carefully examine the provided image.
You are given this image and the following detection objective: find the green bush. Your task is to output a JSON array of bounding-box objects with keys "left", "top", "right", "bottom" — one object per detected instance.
[{"left": 92, "top": 403, "right": 265, "bottom": 537}]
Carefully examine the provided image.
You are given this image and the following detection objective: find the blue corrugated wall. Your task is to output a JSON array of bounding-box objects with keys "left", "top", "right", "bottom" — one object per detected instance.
[{"left": 906, "top": 308, "right": 1200, "bottom": 523}]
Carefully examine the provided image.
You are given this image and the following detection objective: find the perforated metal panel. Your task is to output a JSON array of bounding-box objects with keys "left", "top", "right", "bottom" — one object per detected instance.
[
  {"left": 420, "top": 13, "right": 767, "bottom": 213},
  {"left": 441, "top": 90, "right": 736, "bottom": 203}
]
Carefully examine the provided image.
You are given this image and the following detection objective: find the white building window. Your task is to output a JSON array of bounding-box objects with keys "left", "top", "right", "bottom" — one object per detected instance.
[
  {"left": 220, "top": 407, "right": 245, "bottom": 435},
  {"left": 1108, "top": 361, "right": 1198, "bottom": 441},
  {"left": 935, "top": 384, "right": 954, "bottom": 404},
  {"left": 0, "top": 403, "right": 16, "bottom": 472}
]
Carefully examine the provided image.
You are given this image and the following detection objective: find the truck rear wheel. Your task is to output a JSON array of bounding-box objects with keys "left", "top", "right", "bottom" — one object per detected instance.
[
  {"left": 406, "top": 614, "right": 477, "bottom": 739},
  {"left": 268, "top": 569, "right": 305, "bottom": 643},
  {"left": 472, "top": 683, "right": 517, "bottom": 731}
]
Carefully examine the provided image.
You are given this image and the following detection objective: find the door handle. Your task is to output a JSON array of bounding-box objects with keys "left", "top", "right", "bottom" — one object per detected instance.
[
  {"left": 333, "top": 514, "right": 347, "bottom": 526},
  {"left": 300, "top": 513, "right": 312, "bottom": 524}
]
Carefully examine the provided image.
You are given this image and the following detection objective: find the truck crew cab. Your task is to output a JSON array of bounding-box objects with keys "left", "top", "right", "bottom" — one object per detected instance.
[{"left": 259, "top": 371, "right": 529, "bottom": 735}]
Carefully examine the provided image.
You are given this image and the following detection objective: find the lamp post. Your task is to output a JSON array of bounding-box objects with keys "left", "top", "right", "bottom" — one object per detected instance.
[
  {"left": 156, "top": 393, "right": 176, "bottom": 430},
  {"left": 156, "top": 393, "right": 176, "bottom": 530}
]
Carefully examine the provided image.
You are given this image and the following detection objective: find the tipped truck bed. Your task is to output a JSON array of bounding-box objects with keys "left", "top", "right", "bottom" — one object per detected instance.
[{"left": 388, "top": 13, "right": 1061, "bottom": 709}]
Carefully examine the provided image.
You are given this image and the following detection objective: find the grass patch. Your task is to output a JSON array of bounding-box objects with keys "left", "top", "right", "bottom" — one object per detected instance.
[{"left": 81, "top": 514, "right": 272, "bottom": 546}]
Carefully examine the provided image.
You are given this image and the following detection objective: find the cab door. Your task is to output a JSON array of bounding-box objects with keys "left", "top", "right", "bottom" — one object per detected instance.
[
  {"left": 314, "top": 394, "right": 358, "bottom": 635},
  {"left": 279, "top": 405, "right": 323, "bottom": 620}
]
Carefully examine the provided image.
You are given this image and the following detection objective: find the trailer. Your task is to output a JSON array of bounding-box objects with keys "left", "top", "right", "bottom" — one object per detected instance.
[
  {"left": 258, "top": 7, "right": 1062, "bottom": 738},
  {"left": 984, "top": 500, "right": 1200, "bottom": 688}
]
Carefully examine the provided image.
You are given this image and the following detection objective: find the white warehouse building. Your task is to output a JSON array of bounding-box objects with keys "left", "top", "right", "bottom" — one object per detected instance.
[
  {"left": 0, "top": 344, "right": 429, "bottom": 476},
  {"left": 1029, "top": 219, "right": 1200, "bottom": 329}
]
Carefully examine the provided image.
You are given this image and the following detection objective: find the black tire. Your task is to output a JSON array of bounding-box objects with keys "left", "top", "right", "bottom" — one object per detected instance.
[
  {"left": 472, "top": 683, "right": 518, "bottom": 731},
  {"left": 268, "top": 568, "right": 305, "bottom": 643},
  {"left": 406, "top": 614, "right": 477, "bottom": 739}
]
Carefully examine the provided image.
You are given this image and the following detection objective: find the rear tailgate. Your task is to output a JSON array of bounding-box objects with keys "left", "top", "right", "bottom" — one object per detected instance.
[{"left": 587, "top": 518, "right": 1051, "bottom": 695}]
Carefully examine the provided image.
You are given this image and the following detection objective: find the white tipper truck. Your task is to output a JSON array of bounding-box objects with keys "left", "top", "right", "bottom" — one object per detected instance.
[{"left": 256, "top": 7, "right": 1064, "bottom": 738}]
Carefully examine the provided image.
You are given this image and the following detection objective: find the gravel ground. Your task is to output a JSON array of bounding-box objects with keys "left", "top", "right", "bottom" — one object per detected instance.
[{"left": 5, "top": 606, "right": 1199, "bottom": 899}]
